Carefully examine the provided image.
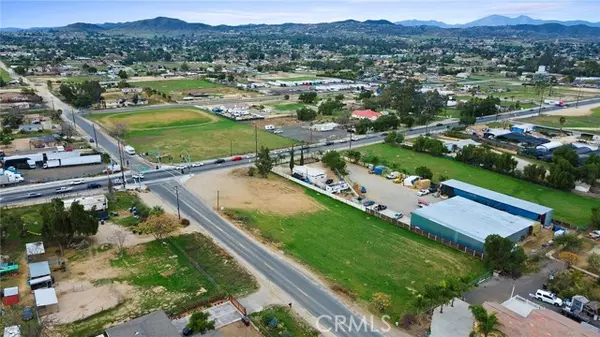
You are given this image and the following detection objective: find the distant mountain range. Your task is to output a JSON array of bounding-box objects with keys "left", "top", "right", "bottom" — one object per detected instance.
[
  {"left": 1, "top": 15, "right": 600, "bottom": 39},
  {"left": 395, "top": 14, "right": 600, "bottom": 28}
]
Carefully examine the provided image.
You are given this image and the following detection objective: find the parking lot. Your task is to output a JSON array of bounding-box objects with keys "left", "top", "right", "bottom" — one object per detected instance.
[
  {"left": 20, "top": 163, "right": 106, "bottom": 184},
  {"left": 345, "top": 163, "right": 439, "bottom": 221},
  {"left": 279, "top": 125, "right": 348, "bottom": 143}
]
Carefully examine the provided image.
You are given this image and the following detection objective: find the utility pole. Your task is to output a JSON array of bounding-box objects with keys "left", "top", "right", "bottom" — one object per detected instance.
[
  {"left": 538, "top": 86, "right": 545, "bottom": 116},
  {"left": 71, "top": 109, "right": 77, "bottom": 127},
  {"left": 230, "top": 140, "right": 233, "bottom": 157},
  {"left": 175, "top": 185, "right": 181, "bottom": 219},
  {"left": 92, "top": 124, "right": 99, "bottom": 148},
  {"left": 117, "top": 137, "right": 126, "bottom": 188},
  {"left": 349, "top": 132, "right": 352, "bottom": 150}
]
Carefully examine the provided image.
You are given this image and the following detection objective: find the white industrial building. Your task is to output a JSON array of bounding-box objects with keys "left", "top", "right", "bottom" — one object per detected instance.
[
  {"left": 536, "top": 141, "right": 563, "bottom": 153},
  {"left": 311, "top": 123, "right": 338, "bottom": 132},
  {"left": 444, "top": 139, "right": 480, "bottom": 152}
]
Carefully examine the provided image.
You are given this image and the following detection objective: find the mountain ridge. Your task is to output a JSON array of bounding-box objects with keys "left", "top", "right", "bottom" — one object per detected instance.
[{"left": 395, "top": 14, "right": 600, "bottom": 28}]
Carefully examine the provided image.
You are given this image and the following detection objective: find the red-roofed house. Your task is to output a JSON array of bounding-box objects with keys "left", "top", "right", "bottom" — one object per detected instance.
[{"left": 352, "top": 109, "right": 381, "bottom": 121}]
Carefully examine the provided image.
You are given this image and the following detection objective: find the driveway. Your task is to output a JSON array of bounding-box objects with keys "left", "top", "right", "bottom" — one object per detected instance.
[
  {"left": 280, "top": 125, "right": 348, "bottom": 143},
  {"left": 345, "top": 163, "right": 439, "bottom": 221},
  {"left": 464, "top": 259, "right": 566, "bottom": 312},
  {"left": 431, "top": 298, "right": 473, "bottom": 337}
]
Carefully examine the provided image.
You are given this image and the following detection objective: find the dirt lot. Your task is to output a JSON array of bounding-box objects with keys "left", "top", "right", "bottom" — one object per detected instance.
[
  {"left": 345, "top": 163, "right": 439, "bottom": 220},
  {"left": 21, "top": 163, "right": 106, "bottom": 183},
  {"left": 546, "top": 102, "right": 600, "bottom": 116},
  {"left": 185, "top": 167, "right": 323, "bottom": 216},
  {"left": 217, "top": 321, "right": 262, "bottom": 337}
]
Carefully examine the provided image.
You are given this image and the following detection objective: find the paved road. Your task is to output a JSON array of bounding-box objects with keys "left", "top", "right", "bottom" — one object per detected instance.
[{"left": 150, "top": 183, "right": 386, "bottom": 337}]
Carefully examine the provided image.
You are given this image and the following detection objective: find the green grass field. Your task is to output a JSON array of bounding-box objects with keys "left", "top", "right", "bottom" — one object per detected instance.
[
  {"left": 273, "top": 103, "right": 307, "bottom": 111},
  {"left": 0, "top": 68, "right": 11, "bottom": 82},
  {"left": 520, "top": 107, "right": 600, "bottom": 129},
  {"left": 0, "top": 204, "right": 45, "bottom": 260},
  {"left": 228, "top": 186, "right": 486, "bottom": 316},
  {"left": 251, "top": 306, "right": 319, "bottom": 337},
  {"left": 358, "top": 144, "right": 598, "bottom": 226},
  {"left": 133, "top": 79, "right": 218, "bottom": 93},
  {"left": 89, "top": 107, "right": 296, "bottom": 160}
]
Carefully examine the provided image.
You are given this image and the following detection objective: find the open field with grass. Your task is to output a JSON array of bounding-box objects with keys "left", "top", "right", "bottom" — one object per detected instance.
[
  {"left": 272, "top": 102, "right": 307, "bottom": 111},
  {"left": 0, "top": 68, "right": 11, "bottom": 82},
  {"left": 63, "top": 233, "right": 257, "bottom": 337},
  {"left": 520, "top": 107, "right": 600, "bottom": 129},
  {"left": 357, "top": 144, "right": 598, "bottom": 226},
  {"left": 133, "top": 78, "right": 218, "bottom": 92},
  {"left": 89, "top": 107, "right": 296, "bottom": 160},
  {"left": 251, "top": 306, "right": 319, "bottom": 337},
  {"left": 1, "top": 204, "right": 45, "bottom": 259},
  {"left": 226, "top": 183, "right": 486, "bottom": 316}
]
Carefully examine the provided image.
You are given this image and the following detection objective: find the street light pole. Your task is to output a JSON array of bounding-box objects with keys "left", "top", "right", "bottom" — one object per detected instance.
[
  {"left": 175, "top": 185, "right": 181, "bottom": 219},
  {"left": 92, "top": 124, "right": 99, "bottom": 148}
]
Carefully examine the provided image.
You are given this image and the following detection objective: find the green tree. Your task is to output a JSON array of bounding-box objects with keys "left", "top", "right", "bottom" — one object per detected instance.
[
  {"left": 14, "top": 66, "right": 27, "bottom": 76},
  {"left": 555, "top": 233, "right": 583, "bottom": 252},
  {"left": 186, "top": 311, "right": 215, "bottom": 334},
  {"left": 117, "top": 70, "right": 128, "bottom": 79},
  {"left": 483, "top": 234, "right": 526, "bottom": 275},
  {"left": 289, "top": 147, "right": 295, "bottom": 173},
  {"left": 58, "top": 81, "right": 103, "bottom": 108},
  {"left": 41, "top": 199, "right": 73, "bottom": 255},
  {"left": 321, "top": 150, "right": 347, "bottom": 175},
  {"left": 523, "top": 164, "right": 547, "bottom": 183},
  {"left": 415, "top": 166, "right": 433, "bottom": 179},
  {"left": 298, "top": 91, "right": 318, "bottom": 104},
  {"left": 284, "top": 94, "right": 290, "bottom": 100},
  {"left": 255, "top": 146, "right": 273, "bottom": 178},
  {"left": 296, "top": 107, "right": 317, "bottom": 121},
  {"left": 46, "top": 80, "right": 52, "bottom": 91},
  {"left": 132, "top": 94, "right": 139, "bottom": 105},
  {"left": 347, "top": 150, "right": 361, "bottom": 164},
  {"left": 552, "top": 146, "right": 579, "bottom": 167},
  {"left": 355, "top": 119, "right": 372, "bottom": 134},
  {"left": 546, "top": 158, "right": 576, "bottom": 190},
  {"left": 2, "top": 110, "right": 25, "bottom": 129},
  {"left": 469, "top": 305, "right": 504, "bottom": 337},
  {"left": 318, "top": 98, "right": 344, "bottom": 115},
  {"left": 384, "top": 131, "right": 399, "bottom": 144},
  {"left": 299, "top": 146, "right": 305, "bottom": 166},
  {"left": 69, "top": 201, "right": 99, "bottom": 237},
  {"left": 2, "top": 212, "right": 24, "bottom": 238},
  {"left": 180, "top": 62, "right": 190, "bottom": 71},
  {"left": 587, "top": 253, "right": 600, "bottom": 274}
]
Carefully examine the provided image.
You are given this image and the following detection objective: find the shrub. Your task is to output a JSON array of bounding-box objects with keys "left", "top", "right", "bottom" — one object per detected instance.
[
  {"left": 559, "top": 251, "right": 579, "bottom": 267},
  {"left": 180, "top": 218, "right": 190, "bottom": 227},
  {"left": 588, "top": 253, "right": 600, "bottom": 274}
]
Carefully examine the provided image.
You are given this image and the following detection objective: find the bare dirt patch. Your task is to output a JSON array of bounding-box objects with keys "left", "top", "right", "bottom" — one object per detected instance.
[
  {"left": 546, "top": 103, "right": 600, "bottom": 116},
  {"left": 185, "top": 167, "right": 323, "bottom": 216},
  {"left": 218, "top": 321, "right": 262, "bottom": 337},
  {"left": 251, "top": 116, "right": 301, "bottom": 128}
]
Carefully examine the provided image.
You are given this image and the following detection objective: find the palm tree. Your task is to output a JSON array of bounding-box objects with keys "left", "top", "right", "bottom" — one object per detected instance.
[
  {"left": 559, "top": 116, "right": 566, "bottom": 130},
  {"left": 469, "top": 305, "right": 504, "bottom": 337}
]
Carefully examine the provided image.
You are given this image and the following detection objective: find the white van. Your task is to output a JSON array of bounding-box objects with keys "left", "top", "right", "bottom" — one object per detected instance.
[
  {"left": 124, "top": 145, "right": 136, "bottom": 155},
  {"left": 264, "top": 125, "right": 275, "bottom": 131},
  {"left": 535, "top": 289, "right": 563, "bottom": 306}
]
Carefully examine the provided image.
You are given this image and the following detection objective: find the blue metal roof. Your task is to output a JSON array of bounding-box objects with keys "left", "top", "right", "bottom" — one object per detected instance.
[
  {"left": 442, "top": 179, "right": 552, "bottom": 215},
  {"left": 412, "top": 197, "right": 535, "bottom": 242}
]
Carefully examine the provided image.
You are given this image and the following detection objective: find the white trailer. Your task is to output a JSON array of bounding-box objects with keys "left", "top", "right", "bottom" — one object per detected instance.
[{"left": 43, "top": 155, "right": 102, "bottom": 169}]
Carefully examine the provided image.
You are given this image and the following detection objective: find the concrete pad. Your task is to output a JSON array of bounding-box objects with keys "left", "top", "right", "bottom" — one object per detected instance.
[
  {"left": 172, "top": 301, "right": 244, "bottom": 333},
  {"left": 430, "top": 298, "right": 473, "bottom": 337}
]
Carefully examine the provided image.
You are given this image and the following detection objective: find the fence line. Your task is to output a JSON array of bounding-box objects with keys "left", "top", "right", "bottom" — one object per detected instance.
[{"left": 272, "top": 169, "right": 485, "bottom": 260}]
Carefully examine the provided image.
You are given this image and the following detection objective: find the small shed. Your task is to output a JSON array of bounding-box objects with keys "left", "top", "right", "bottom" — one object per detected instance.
[
  {"left": 33, "top": 288, "right": 58, "bottom": 314},
  {"left": 3, "top": 326, "right": 21, "bottom": 337},
  {"left": 25, "top": 242, "right": 45, "bottom": 262},
  {"left": 2, "top": 287, "right": 19, "bottom": 306},
  {"left": 28, "top": 261, "right": 52, "bottom": 289}
]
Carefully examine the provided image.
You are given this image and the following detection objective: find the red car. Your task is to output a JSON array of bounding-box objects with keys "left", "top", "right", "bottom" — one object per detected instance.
[{"left": 231, "top": 156, "right": 243, "bottom": 161}]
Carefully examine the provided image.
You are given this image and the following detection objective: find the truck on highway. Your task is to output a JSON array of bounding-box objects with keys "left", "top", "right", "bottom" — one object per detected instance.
[
  {"left": 124, "top": 145, "right": 136, "bottom": 155},
  {"left": 0, "top": 170, "right": 25, "bottom": 187},
  {"left": 43, "top": 154, "right": 102, "bottom": 169}
]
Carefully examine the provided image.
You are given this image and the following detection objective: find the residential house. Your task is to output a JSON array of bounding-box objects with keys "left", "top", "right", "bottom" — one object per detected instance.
[
  {"left": 351, "top": 109, "right": 381, "bottom": 121},
  {"left": 105, "top": 311, "right": 180, "bottom": 337}
]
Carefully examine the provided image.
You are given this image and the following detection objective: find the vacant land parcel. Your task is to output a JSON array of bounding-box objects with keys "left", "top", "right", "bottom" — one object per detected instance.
[
  {"left": 131, "top": 78, "right": 250, "bottom": 99},
  {"left": 521, "top": 106, "right": 600, "bottom": 131},
  {"left": 357, "top": 144, "right": 597, "bottom": 226},
  {"left": 89, "top": 107, "right": 296, "bottom": 160},
  {"left": 186, "top": 169, "right": 486, "bottom": 316}
]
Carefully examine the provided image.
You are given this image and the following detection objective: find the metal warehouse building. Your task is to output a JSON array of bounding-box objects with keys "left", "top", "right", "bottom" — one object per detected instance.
[
  {"left": 411, "top": 197, "right": 536, "bottom": 252},
  {"left": 441, "top": 179, "right": 553, "bottom": 226}
]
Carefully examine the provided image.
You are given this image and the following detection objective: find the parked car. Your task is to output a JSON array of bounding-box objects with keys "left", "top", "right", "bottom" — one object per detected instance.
[
  {"left": 417, "top": 189, "right": 429, "bottom": 196},
  {"left": 375, "top": 204, "right": 387, "bottom": 211},
  {"left": 182, "top": 327, "right": 193, "bottom": 336},
  {"left": 55, "top": 187, "right": 72, "bottom": 194},
  {"left": 71, "top": 179, "right": 84, "bottom": 185},
  {"left": 214, "top": 159, "right": 226, "bottom": 164},
  {"left": 87, "top": 183, "right": 102, "bottom": 189},
  {"left": 589, "top": 230, "right": 600, "bottom": 240},
  {"left": 363, "top": 200, "right": 375, "bottom": 207},
  {"left": 535, "top": 289, "right": 563, "bottom": 306},
  {"left": 394, "top": 213, "right": 404, "bottom": 219},
  {"left": 27, "top": 192, "right": 42, "bottom": 198}
]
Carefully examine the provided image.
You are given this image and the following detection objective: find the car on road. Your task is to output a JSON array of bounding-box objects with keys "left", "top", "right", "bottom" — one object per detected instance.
[
  {"left": 86, "top": 183, "right": 102, "bottom": 189},
  {"left": 71, "top": 179, "right": 84, "bottom": 185},
  {"left": 589, "top": 230, "right": 600, "bottom": 240},
  {"left": 535, "top": 289, "right": 563, "bottom": 307},
  {"left": 363, "top": 200, "right": 375, "bottom": 207},
  {"left": 27, "top": 192, "right": 42, "bottom": 198},
  {"left": 436, "top": 123, "right": 443, "bottom": 127},
  {"left": 132, "top": 173, "right": 144, "bottom": 179},
  {"left": 231, "top": 156, "right": 243, "bottom": 161},
  {"left": 394, "top": 212, "right": 404, "bottom": 219},
  {"left": 182, "top": 327, "right": 193, "bottom": 336},
  {"left": 244, "top": 154, "right": 256, "bottom": 159},
  {"left": 191, "top": 162, "right": 204, "bottom": 167},
  {"left": 325, "top": 141, "right": 334, "bottom": 146},
  {"left": 381, "top": 133, "right": 389, "bottom": 136},
  {"left": 89, "top": 138, "right": 95, "bottom": 143},
  {"left": 417, "top": 189, "right": 430, "bottom": 196},
  {"left": 55, "top": 187, "right": 72, "bottom": 194},
  {"left": 214, "top": 159, "right": 226, "bottom": 164}
]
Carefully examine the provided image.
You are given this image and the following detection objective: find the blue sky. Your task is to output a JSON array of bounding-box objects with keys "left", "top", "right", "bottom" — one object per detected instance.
[{"left": 1, "top": 0, "right": 598, "bottom": 28}]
